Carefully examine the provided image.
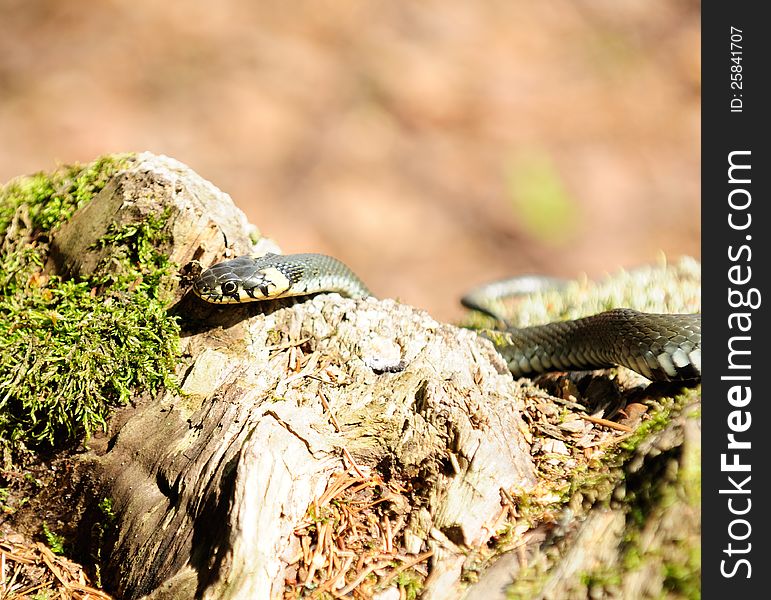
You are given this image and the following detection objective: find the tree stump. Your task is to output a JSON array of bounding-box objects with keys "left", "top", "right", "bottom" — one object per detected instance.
[
  {"left": 50, "top": 153, "right": 538, "bottom": 599},
  {"left": 6, "top": 152, "right": 699, "bottom": 600}
]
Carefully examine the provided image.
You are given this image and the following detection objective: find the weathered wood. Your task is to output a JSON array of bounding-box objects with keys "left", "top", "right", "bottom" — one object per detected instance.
[
  {"left": 462, "top": 390, "right": 701, "bottom": 600},
  {"left": 52, "top": 154, "right": 539, "bottom": 599},
  {"left": 37, "top": 152, "right": 701, "bottom": 599}
]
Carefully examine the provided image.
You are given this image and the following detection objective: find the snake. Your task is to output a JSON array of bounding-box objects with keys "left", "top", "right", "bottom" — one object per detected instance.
[{"left": 193, "top": 253, "right": 701, "bottom": 383}]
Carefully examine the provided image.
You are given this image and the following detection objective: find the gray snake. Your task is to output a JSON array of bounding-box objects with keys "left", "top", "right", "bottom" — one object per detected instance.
[{"left": 193, "top": 253, "right": 701, "bottom": 383}]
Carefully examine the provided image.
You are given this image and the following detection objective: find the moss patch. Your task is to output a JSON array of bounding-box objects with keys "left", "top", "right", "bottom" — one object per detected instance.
[
  {"left": 0, "top": 155, "right": 181, "bottom": 452},
  {"left": 461, "top": 255, "right": 701, "bottom": 330},
  {"left": 499, "top": 386, "right": 701, "bottom": 599}
]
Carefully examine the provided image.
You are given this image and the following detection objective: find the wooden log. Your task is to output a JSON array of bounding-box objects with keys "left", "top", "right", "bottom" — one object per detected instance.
[
  {"left": 29, "top": 152, "right": 701, "bottom": 600},
  {"left": 51, "top": 153, "right": 538, "bottom": 599}
]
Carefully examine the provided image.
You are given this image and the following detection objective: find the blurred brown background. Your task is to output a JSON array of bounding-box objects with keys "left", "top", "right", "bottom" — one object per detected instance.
[{"left": 0, "top": 0, "right": 700, "bottom": 321}]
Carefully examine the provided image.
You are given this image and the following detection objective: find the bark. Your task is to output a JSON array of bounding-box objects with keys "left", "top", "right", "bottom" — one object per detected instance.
[{"left": 56, "top": 153, "right": 539, "bottom": 599}]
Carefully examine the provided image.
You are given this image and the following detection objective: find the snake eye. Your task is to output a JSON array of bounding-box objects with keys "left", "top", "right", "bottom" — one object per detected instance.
[{"left": 221, "top": 281, "right": 239, "bottom": 296}]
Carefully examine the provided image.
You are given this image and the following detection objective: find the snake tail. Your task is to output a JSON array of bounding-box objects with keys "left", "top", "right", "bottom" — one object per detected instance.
[
  {"left": 487, "top": 308, "right": 701, "bottom": 383},
  {"left": 194, "top": 253, "right": 370, "bottom": 303},
  {"left": 460, "top": 275, "right": 569, "bottom": 322}
]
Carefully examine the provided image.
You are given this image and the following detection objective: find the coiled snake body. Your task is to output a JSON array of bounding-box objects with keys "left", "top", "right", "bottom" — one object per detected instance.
[{"left": 193, "top": 253, "right": 701, "bottom": 383}]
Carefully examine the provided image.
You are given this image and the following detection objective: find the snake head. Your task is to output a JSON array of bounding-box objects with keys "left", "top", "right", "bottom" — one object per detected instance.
[
  {"left": 193, "top": 254, "right": 368, "bottom": 304},
  {"left": 193, "top": 268, "right": 242, "bottom": 303}
]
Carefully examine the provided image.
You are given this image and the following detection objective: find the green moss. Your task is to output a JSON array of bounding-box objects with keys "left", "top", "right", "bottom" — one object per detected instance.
[
  {"left": 394, "top": 570, "right": 424, "bottom": 600},
  {"left": 663, "top": 545, "right": 701, "bottom": 599},
  {"left": 92, "top": 496, "right": 118, "bottom": 587},
  {"left": 0, "top": 155, "right": 181, "bottom": 451},
  {"left": 579, "top": 569, "right": 622, "bottom": 590},
  {"left": 504, "top": 561, "right": 552, "bottom": 600},
  {"left": 503, "top": 386, "right": 701, "bottom": 598},
  {"left": 0, "top": 155, "right": 130, "bottom": 234},
  {"left": 461, "top": 256, "right": 701, "bottom": 330},
  {"left": 617, "top": 388, "right": 700, "bottom": 455},
  {"left": 98, "top": 496, "right": 116, "bottom": 521},
  {"left": 614, "top": 401, "right": 700, "bottom": 597},
  {"left": 42, "top": 521, "right": 66, "bottom": 554}
]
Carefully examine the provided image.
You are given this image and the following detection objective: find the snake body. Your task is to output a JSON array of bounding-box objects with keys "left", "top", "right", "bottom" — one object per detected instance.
[
  {"left": 193, "top": 253, "right": 701, "bottom": 383},
  {"left": 488, "top": 309, "right": 700, "bottom": 382}
]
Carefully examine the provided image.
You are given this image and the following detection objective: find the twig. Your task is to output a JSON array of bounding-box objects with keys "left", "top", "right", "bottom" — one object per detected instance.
[
  {"left": 579, "top": 414, "right": 633, "bottom": 432},
  {"left": 318, "top": 389, "right": 341, "bottom": 432},
  {"left": 335, "top": 560, "right": 394, "bottom": 597},
  {"left": 377, "top": 551, "right": 434, "bottom": 589},
  {"left": 342, "top": 447, "right": 368, "bottom": 479}
]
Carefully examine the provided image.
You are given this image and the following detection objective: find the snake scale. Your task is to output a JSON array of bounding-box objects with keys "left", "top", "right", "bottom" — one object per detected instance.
[{"left": 193, "top": 253, "right": 701, "bottom": 383}]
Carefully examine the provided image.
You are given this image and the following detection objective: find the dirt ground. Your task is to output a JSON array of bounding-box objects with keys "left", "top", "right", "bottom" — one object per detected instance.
[{"left": 0, "top": 0, "right": 700, "bottom": 321}]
